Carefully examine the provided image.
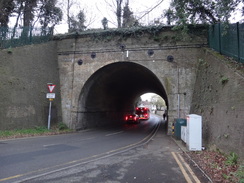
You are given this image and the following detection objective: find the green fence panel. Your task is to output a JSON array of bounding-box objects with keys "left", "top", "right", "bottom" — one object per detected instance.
[
  {"left": 208, "top": 22, "right": 244, "bottom": 63},
  {"left": 239, "top": 23, "right": 244, "bottom": 63},
  {"left": 209, "top": 24, "right": 221, "bottom": 52},
  {"left": 0, "top": 27, "right": 53, "bottom": 49},
  {"left": 221, "top": 23, "right": 239, "bottom": 60}
]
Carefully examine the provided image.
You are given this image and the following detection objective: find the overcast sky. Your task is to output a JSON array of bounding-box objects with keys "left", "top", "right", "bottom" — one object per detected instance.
[
  {"left": 54, "top": 0, "right": 171, "bottom": 34},
  {"left": 54, "top": 0, "right": 243, "bottom": 34}
]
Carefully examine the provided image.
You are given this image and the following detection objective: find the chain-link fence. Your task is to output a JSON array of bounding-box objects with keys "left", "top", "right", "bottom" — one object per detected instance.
[
  {"left": 0, "top": 26, "right": 53, "bottom": 49},
  {"left": 209, "top": 22, "right": 244, "bottom": 63}
]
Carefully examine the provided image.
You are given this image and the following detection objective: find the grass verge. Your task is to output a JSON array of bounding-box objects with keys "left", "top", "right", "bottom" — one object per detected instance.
[{"left": 0, "top": 123, "right": 74, "bottom": 140}]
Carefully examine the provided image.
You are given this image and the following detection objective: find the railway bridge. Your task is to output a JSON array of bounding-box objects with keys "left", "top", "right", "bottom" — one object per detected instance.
[{"left": 55, "top": 26, "right": 207, "bottom": 132}]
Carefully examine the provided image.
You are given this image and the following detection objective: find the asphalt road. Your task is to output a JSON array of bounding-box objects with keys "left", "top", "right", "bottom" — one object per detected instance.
[{"left": 0, "top": 114, "right": 209, "bottom": 183}]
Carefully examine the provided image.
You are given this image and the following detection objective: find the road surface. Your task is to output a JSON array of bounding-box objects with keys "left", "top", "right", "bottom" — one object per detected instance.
[{"left": 0, "top": 114, "right": 209, "bottom": 182}]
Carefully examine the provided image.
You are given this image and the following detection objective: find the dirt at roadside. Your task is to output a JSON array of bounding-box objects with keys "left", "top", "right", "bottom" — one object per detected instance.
[{"left": 184, "top": 150, "right": 243, "bottom": 183}]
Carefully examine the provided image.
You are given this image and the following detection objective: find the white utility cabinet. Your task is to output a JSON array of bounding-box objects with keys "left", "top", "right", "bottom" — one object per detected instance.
[
  {"left": 186, "top": 114, "right": 202, "bottom": 151},
  {"left": 181, "top": 126, "right": 187, "bottom": 143}
]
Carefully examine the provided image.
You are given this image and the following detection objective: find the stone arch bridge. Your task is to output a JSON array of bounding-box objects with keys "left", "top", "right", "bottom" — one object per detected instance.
[{"left": 55, "top": 26, "right": 207, "bottom": 133}]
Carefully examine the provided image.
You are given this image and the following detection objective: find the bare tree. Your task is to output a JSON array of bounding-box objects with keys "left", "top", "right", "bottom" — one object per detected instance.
[
  {"left": 67, "top": 0, "right": 71, "bottom": 31},
  {"left": 105, "top": 0, "right": 125, "bottom": 28},
  {"left": 56, "top": 0, "right": 79, "bottom": 32},
  {"left": 116, "top": 0, "right": 123, "bottom": 28},
  {"left": 12, "top": 1, "right": 24, "bottom": 38},
  {"left": 137, "top": 0, "right": 164, "bottom": 23}
]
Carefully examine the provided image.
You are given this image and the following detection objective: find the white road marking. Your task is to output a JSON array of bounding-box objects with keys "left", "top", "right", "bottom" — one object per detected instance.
[{"left": 105, "top": 131, "right": 124, "bottom": 136}]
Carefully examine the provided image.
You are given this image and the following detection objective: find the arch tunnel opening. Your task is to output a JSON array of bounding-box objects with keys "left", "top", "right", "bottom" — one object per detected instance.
[{"left": 77, "top": 62, "right": 168, "bottom": 130}]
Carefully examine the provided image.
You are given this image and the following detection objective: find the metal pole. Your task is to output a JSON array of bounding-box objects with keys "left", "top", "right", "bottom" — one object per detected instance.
[
  {"left": 177, "top": 66, "right": 180, "bottom": 118},
  {"left": 48, "top": 100, "right": 52, "bottom": 130},
  {"left": 237, "top": 22, "right": 240, "bottom": 62},
  {"left": 178, "top": 94, "right": 180, "bottom": 118}
]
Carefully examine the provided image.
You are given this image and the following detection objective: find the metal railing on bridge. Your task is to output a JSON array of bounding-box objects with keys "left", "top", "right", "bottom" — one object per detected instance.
[
  {"left": 0, "top": 26, "right": 53, "bottom": 49},
  {"left": 208, "top": 22, "right": 244, "bottom": 63}
]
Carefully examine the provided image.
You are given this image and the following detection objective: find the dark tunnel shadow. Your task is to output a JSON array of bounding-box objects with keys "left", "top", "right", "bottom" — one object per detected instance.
[{"left": 76, "top": 62, "right": 168, "bottom": 130}]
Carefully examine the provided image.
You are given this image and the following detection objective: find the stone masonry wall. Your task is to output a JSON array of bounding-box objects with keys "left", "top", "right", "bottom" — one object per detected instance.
[
  {"left": 190, "top": 48, "right": 244, "bottom": 159},
  {"left": 0, "top": 42, "right": 62, "bottom": 130}
]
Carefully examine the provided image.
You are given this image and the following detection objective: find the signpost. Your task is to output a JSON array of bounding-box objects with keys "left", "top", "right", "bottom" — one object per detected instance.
[{"left": 47, "top": 83, "right": 56, "bottom": 130}]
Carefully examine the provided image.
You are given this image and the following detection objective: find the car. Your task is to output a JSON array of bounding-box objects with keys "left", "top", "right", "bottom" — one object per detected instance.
[{"left": 124, "top": 113, "right": 140, "bottom": 123}]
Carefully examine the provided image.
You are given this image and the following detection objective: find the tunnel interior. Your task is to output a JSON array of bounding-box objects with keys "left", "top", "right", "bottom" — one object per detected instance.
[{"left": 77, "top": 62, "right": 168, "bottom": 129}]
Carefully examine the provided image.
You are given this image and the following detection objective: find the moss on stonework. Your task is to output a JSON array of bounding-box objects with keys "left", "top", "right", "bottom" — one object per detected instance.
[{"left": 164, "top": 77, "right": 172, "bottom": 94}]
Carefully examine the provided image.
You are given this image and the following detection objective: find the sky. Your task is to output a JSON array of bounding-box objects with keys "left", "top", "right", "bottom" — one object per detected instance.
[
  {"left": 7, "top": 0, "right": 243, "bottom": 34},
  {"left": 54, "top": 0, "right": 243, "bottom": 34},
  {"left": 140, "top": 93, "right": 156, "bottom": 101},
  {"left": 54, "top": 0, "right": 171, "bottom": 34}
]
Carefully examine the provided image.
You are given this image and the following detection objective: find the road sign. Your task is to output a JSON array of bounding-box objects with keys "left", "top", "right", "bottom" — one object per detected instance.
[
  {"left": 46, "top": 93, "right": 55, "bottom": 99},
  {"left": 47, "top": 84, "right": 56, "bottom": 93}
]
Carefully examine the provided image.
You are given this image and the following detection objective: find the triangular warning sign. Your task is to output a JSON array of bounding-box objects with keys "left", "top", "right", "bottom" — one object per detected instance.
[{"left": 48, "top": 84, "right": 56, "bottom": 93}]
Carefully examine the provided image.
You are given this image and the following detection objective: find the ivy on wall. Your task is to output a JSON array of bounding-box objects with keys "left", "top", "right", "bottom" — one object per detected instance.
[{"left": 54, "top": 25, "right": 208, "bottom": 43}]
